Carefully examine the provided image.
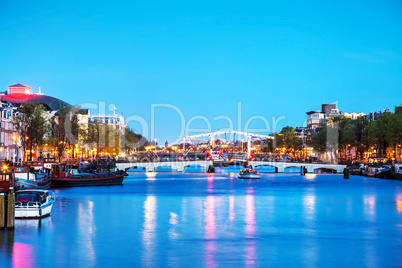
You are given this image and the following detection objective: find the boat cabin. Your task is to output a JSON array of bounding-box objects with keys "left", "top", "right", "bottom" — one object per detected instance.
[
  {"left": 239, "top": 168, "right": 259, "bottom": 175},
  {"left": 27, "top": 161, "right": 44, "bottom": 170},
  {"left": 52, "top": 164, "right": 77, "bottom": 178},
  {"left": 8, "top": 165, "right": 36, "bottom": 181},
  {"left": 15, "top": 190, "right": 52, "bottom": 205}
]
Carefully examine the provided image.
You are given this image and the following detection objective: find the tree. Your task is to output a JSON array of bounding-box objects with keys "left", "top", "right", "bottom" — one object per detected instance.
[
  {"left": 353, "top": 117, "right": 370, "bottom": 159},
  {"left": 121, "top": 128, "right": 139, "bottom": 154},
  {"left": 13, "top": 103, "right": 49, "bottom": 162},
  {"left": 368, "top": 113, "right": 393, "bottom": 157},
  {"left": 85, "top": 121, "right": 121, "bottom": 158},
  {"left": 274, "top": 126, "right": 302, "bottom": 155},
  {"left": 310, "top": 124, "right": 327, "bottom": 154}
]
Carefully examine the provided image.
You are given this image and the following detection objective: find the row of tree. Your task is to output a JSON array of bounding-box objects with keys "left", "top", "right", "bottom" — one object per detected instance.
[
  {"left": 12, "top": 103, "right": 148, "bottom": 162},
  {"left": 264, "top": 112, "right": 402, "bottom": 160},
  {"left": 311, "top": 113, "right": 402, "bottom": 159}
]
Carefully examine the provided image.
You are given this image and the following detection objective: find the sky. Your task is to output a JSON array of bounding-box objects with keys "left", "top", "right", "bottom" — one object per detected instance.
[{"left": 1, "top": 0, "right": 401, "bottom": 144}]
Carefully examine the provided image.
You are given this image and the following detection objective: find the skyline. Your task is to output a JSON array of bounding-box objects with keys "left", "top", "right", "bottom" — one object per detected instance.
[{"left": 1, "top": 0, "right": 401, "bottom": 142}]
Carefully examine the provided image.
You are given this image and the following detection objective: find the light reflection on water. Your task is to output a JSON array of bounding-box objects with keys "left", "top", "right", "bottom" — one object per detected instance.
[
  {"left": 142, "top": 195, "right": 157, "bottom": 264},
  {"left": 1, "top": 173, "right": 402, "bottom": 267},
  {"left": 396, "top": 193, "right": 402, "bottom": 213}
]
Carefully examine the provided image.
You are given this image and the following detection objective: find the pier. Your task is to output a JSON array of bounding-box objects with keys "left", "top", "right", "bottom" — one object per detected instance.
[{"left": 0, "top": 172, "right": 15, "bottom": 229}]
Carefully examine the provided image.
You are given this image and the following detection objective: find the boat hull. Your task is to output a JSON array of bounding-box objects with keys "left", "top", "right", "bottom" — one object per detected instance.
[
  {"left": 238, "top": 174, "right": 260, "bottom": 179},
  {"left": 15, "top": 203, "right": 53, "bottom": 218},
  {"left": 15, "top": 176, "right": 52, "bottom": 190},
  {"left": 52, "top": 174, "right": 124, "bottom": 187}
]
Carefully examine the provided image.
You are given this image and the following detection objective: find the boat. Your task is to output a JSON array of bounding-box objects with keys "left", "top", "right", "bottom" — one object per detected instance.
[
  {"left": 11, "top": 165, "right": 52, "bottom": 190},
  {"left": 238, "top": 168, "right": 260, "bottom": 179},
  {"left": 362, "top": 162, "right": 392, "bottom": 178},
  {"left": 15, "top": 189, "right": 55, "bottom": 218},
  {"left": 51, "top": 163, "right": 124, "bottom": 187},
  {"left": 391, "top": 163, "right": 402, "bottom": 180},
  {"left": 0, "top": 172, "right": 14, "bottom": 193}
]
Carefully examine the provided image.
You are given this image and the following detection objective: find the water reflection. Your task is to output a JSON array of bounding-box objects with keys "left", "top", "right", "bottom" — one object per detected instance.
[
  {"left": 304, "top": 174, "right": 317, "bottom": 180},
  {"left": 168, "top": 212, "right": 180, "bottom": 240},
  {"left": 204, "top": 193, "right": 216, "bottom": 267},
  {"left": 77, "top": 201, "right": 96, "bottom": 263},
  {"left": 145, "top": 172, "right": 156, "bottom": 180},
  {"left": 229, "top": 195, "right": 235, "bottom": 223},
  {"left": 142, "top": 195, "right": 157, "bottom": 264},
  {"left": 303, "top": 195, "right": 316, "bottom": 221},
  {"left": 13, "top": 242, "right": 34, "bottom": 268},
  {"left": 396, "top": 193, "right": 402, "bottom": 213},
  {"left": 245, "top": 188, "right": 256, "bottom": 236},
  {"left": 0, "top": 230, "right": 14, "bottom": 267},
  {"left": 362, "top": 195, "right": 378, "bottom": 267},
  {"left": 363, "top": 195, "right": 376, "bottom": 221},
  {"left": 245, "top": 187, "right": 256, "bottom": 267}
]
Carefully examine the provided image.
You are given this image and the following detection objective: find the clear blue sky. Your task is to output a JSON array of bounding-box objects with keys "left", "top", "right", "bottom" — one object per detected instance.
[{"left": 1, "top": 0, "right": 401, "bottom": 143}]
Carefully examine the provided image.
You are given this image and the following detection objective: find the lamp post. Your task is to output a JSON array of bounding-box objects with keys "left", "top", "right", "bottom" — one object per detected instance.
[{"left": 12, "top": 134, "right": 19, "bottom": 164}]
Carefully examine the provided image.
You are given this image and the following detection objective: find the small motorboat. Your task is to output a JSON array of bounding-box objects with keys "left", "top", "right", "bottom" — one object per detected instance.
[
  {"left": 238, "top": 168, "right": 260, "bottom": 179},
  {"left": 15, "top": 190, "right": 55, "bottom": 218}
]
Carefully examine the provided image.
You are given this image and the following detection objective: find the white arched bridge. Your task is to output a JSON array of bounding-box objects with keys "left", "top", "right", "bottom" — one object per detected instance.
[{"left": 116, "top": 160, "right": 346, "bottom": 173}]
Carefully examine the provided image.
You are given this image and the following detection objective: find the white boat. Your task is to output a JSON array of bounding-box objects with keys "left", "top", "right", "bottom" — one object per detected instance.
[
  {"left": 392, "top": 163, "right": 402, "bottom": 180},
  {"left": 238, "top": 168, "right": 260, "bottom": 179},
  {"left": 15, "top": 190, "right": 55, "bottom": 218}
]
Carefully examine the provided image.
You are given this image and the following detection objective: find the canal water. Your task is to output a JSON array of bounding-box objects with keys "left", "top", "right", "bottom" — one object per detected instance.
[{"left": 1, "top": 172, "right": 402, "bottom": 267}]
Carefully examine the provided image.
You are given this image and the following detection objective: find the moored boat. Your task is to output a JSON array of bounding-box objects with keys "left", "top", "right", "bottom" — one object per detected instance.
[
  {"left": 51, "top": 163, "right": 124, "bottom": 187},
  {"left": 0, "top": 172, "right": 14, "bottom": 193},
  {"left": 239, "top": 168, "right": 260, "bottom": 179},
  {"left": 391, "top": 163, "right": 402, "bottom": 180},
  {"left": 362, "top": 162, "right": 392, "bottom": 178},
  {"left": 15, "top": 189, "right": 55, "bottom": 218},
  {"left": 11, "top": 165, "right": 52, "bottom": 190}
]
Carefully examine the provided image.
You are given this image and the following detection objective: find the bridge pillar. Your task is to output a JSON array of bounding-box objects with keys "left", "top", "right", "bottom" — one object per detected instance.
[
  {"left": 145, "top": 166, "right": 154, "bottom": 172},
  {"left": 277, "top": 165, "right": 284, "bottom": 173}
]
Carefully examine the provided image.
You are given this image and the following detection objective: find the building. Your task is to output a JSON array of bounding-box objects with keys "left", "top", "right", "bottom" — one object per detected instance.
[
  {"left": 321, "top": 104, "right": 336, "bottom": 115},
  {"left": 342, "top": 112, "right": 366, "bottom": 119},
  {"left": 306, "top": 111, "right": 326, "bottom": 139},
  {"left": 295, "top": 127, "right": 307, "bottom": 139},
  {"left": 365, "top": 108, "right": 391, "bottom": 121},
  {"left": 0, "top": 104, "right": 22, "bottom": 161},
  {"left": 1, "top": 84, "right": 71, "bottom": 111},
  {"left": 89, "top": 114, "right": 127, "bottom": 133},
  {"left": 0, "top": 84, "right": 77, "bottom": 161}
]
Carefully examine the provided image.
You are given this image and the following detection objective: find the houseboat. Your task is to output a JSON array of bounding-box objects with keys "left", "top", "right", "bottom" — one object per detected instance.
[{"left": 51, "top": 163, "right": 124, "bottom": 187}]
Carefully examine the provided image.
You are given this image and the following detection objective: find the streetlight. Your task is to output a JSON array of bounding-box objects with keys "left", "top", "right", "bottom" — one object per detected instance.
[{"left": 12, "top": 134, "right": 19, "bottom": 164}]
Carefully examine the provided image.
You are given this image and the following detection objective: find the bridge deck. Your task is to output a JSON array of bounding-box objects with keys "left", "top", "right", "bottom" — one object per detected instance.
[{"left": 117, "top": 161, "right": 346, "bottom": 173}]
